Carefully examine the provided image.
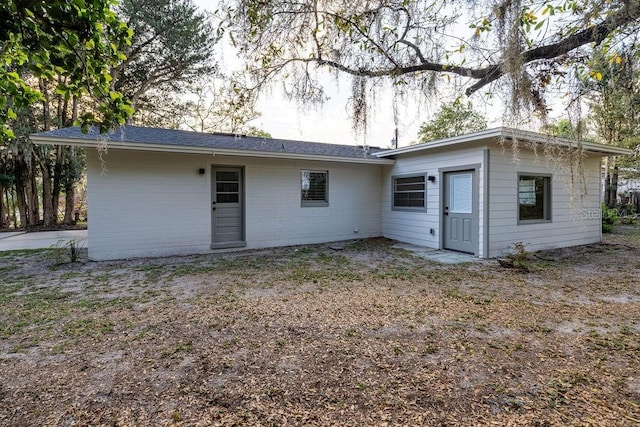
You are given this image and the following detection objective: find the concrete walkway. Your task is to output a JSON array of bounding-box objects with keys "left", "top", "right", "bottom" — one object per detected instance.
[
  {"left": 0, "top": 230, "right": 87, "bottom": 251},
  {"left": 392, "top": 242, "right": 482, "bottom": 264}
]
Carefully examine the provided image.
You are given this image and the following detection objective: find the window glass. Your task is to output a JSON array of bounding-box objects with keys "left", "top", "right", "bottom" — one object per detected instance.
[
  {"left": 301, "top": 171, "right": 328, "bottom": 205},
  {"left": 393, "top": 175, "right": 426, "bottom": 209},
  {"left": 519, "top": 175, "right": 550, "bottom": 221},
  {"left": 450, "top": 173, "right": 472, "bottom": 213}
]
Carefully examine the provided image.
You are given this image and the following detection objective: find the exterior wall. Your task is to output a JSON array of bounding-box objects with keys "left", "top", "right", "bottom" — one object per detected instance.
[
  {"left": 87, "top": 150, "right": 382, "bottom": 260},
  {"left": 381, "top": 145, "right": 487, "bottom": 256},
  {"left": 487, "top": 147, "right": 602, "bottom": 257}
]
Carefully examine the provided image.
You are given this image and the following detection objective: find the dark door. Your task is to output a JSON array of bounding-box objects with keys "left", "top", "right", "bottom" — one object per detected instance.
[{"left": 443, "top": 170, "right": 477, "bottom": 254}]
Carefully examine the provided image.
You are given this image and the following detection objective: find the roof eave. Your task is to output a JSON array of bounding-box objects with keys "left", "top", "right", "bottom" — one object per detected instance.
[
  {"left": 30, "top": 135, "right": 395, "bottom": 165},
  {"left": 373, "top": 127, "right": 635, "bottom": 157}
]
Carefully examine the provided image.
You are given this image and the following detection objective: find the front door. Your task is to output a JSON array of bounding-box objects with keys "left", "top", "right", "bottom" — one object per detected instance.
[
  {"left": 211, "top": 167, "right": 244, "bottom": 247},
  {"left": 443, "top": 170, "right": 477, "bottom": 254}
]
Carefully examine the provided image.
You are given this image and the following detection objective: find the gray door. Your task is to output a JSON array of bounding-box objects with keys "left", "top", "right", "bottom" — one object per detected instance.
[
  {"left": 211, "top": 167, "right": 244, "bottom": 247},
  {"left": 443, "top": 170, "right": 477, "bottom": 254}
]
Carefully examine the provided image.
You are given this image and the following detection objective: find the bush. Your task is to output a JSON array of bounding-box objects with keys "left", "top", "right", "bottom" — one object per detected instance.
[{"left": 602, "top": 204, "right": 617, "bottom": 233}]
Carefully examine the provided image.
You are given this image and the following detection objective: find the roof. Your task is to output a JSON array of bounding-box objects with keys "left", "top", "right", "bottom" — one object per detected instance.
[
  {"left": 31, "top": 125, "right": 634, "bottom": 163},
  {"left": 30, "top": 125, "right": 395, "bottom": 165},
  {"left": 374, "top": 127, "right": 635, "bottom": 157}
]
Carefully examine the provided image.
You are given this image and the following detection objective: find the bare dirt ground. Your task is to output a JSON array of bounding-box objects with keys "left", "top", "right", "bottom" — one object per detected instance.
[{"left": 1, "top": 227, "right": 639, "bottom": 426}]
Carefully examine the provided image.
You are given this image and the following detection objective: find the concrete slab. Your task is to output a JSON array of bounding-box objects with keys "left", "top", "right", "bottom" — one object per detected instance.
[
  {"left": 391, "top": 242, "right": 481, "bottom": 264},
  {"left": 0, "top": 230, "right": 87, "bottom": 251},
  {"left": 0, "top": 232, "right": 26, "bottom": 240}
]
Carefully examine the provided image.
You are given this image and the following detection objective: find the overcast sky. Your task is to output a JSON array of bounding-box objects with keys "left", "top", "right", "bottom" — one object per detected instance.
[{"left": 192, "top": 1, "right": 526, "bottom": 147}]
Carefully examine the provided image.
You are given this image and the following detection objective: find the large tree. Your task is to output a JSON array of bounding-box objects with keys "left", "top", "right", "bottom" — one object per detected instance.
[
  {"left": 417, "top": 101, "right": 487, "bottom": 142},
  {"left": 0, "top": 0, "right": 133, "bottom": 138},
  {"left": 112, "top": 0, "right": 219, "bottom": 116},
  {"left": 225, "top": 0, "right": 640, "bottom": 124},
  {"left": 587, "top": 43, "right": 640, "bottom": 208}
]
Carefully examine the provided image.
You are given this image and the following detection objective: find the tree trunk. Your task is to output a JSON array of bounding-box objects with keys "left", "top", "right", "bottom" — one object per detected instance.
[
  {"left": 63, "top": 146, "right": 77, "bottom": 225},
  {"left": 63, "top": 183, "right": 75, "bottom": 225},
  {"left": 61, "top": 98, "right": 80, "bottom": 225},
  {"left": 9, "top": 189, "right": 17, "bottom": 229},
  {"left": 0, "top": 181, "right": 4, "bottom": 229},
  {"left": 39, "top": 149, "right": 55, "bottom": 227},
  {"left": 611, "top": 163, "right": 619, "bottom": 208},
  {"left": 52, "top": 145, "right": 63, "bottom": 219},
  {"left": 28, "top": 156, "right": 39, "bottom": 228},
  {"left": 14, "top": 159, "right": 29, "bottom": 228}
]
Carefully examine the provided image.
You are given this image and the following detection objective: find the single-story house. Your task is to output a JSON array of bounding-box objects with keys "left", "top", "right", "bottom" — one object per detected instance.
[{"left": 31, "top": 126, "right": 633, "bottom": 261}]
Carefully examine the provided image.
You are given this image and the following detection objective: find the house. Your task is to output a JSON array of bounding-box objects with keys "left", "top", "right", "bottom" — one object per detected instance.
[{"left": 31, "top": 126, "right": 633, "bottom": 261}]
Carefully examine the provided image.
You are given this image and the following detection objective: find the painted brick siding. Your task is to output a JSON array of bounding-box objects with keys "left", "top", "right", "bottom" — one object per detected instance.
[
  {"left": 381, "top": 146, "right": 487, "bottom": 255},
  {"left": 487, "top": 147, "right": 602, "bottom": 257},
  {"left": 86, "top": 150, "right": 382, "bottom": 260}
]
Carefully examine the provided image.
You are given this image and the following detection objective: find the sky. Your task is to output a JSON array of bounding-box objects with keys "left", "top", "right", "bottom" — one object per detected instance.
[{"left": 192, "top": 1, "right": 531, "bottom": 147}]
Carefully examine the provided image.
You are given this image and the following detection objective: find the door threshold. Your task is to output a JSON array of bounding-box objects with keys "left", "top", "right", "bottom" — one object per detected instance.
[{"left": 211, "top": 241, "right": 247, "bottom": 250}]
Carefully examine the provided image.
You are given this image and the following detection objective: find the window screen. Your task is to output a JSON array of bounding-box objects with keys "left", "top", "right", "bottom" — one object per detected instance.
[
  {"left": 301, "top": 171, "right": 328, "bottom": 206},
  {"left": 393, "top": 175, "right": 426, "bottom": 210}
]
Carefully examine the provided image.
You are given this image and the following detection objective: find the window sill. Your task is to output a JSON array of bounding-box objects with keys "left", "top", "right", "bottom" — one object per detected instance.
[
  {"left": 518, "top": 219, "right": 552, "bottom": 225},
  {"left": 392, "top": 207, "right": 427, "bottom": 212},
  {"left": 301, "top": 202, "right": 329, "bottom": 208}
]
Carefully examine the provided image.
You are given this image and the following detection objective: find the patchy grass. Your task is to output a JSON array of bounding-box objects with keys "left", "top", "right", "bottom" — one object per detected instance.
[{"left": 1, "top": 230, "right": 640, "bottom": 426}]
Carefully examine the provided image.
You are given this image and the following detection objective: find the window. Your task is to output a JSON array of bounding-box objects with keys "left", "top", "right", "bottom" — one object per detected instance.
[
  {"left": 393, "top": 174, "right": 426, "bottom": 210},
  {"left": 301, "top": 170, "right": 328, "bottom": 206},
  {"left": 518, "top": 174, "right": 551, "bottom": 221}
]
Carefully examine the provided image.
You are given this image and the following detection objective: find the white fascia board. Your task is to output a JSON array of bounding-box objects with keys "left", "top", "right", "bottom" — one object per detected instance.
[
  {"left": 374, "top": 128, "right": 502, "bottom": 157},
  {"left": 30, "top": 136, "right": 396, "bottom": 165},
  {"left": 374, "top": 127, "right": 635, "bottom": 157}
]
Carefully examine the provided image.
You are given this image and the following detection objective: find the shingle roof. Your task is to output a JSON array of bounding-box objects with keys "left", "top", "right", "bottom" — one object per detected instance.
[{"left": 31, "top": 125, "right": 385, "bottom": 160}]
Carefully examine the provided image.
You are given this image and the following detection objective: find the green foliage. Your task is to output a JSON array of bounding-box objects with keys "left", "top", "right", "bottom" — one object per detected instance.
[
  {"left": 417, "top": 101, "right": 487, "bottom": 143},
  {"left": 245, "top": 127, "right": 271, "bottom": 138},
  {"left": 113, "top": 0, "right": 219, "bottom": 111},
  {"left": 0, "top": 0, "right": 134, "bottom": 137},
  {"left": 540, "top": 119, "right": 589, "bottom": 140},
  {"left": 602, "top": 203, "right": 617, "bottom": 233}
]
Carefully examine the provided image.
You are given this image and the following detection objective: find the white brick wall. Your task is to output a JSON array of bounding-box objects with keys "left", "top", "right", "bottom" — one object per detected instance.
[{"left": 86, "top": 150, "right": 382, "bottom": 260}]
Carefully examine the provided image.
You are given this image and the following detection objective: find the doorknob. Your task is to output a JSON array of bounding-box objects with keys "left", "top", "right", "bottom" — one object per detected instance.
[{"left": 444, "top": 206, "right": 449, "bottom": 216}]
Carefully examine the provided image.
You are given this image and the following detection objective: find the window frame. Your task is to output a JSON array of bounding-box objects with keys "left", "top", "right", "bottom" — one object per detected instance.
[
  {"left": 391, "top": 173, "right": 428, "bottom": 212},
  {"left": 517, "top": 173, "right": 552, "bottom": 223},
  {"left": 300, "top": 170, "right": 329, "bottom": 207}
]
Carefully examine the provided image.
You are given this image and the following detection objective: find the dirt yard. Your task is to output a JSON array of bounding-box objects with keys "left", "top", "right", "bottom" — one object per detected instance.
[{"left": 1, "top": 227, "right": 639, "bottom": 426}]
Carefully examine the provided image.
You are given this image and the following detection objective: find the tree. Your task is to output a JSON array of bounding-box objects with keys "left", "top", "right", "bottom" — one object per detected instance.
[
  {"left": 224, "top": 0, "right": 640, "bottom": 125},
  {"left": 586, "top": 45, "right": 640, "bottom": 208},
  {"left": 112, "top": 0, "right": 219, "bottom": 115},
  {"left": 135, "top": 78, "right": 271, "bottom": 136},
  {"left": 180, "top": 80, "right": 263, "bottom": 134},
  {"left": 417, "top": 101, "right": 486, "bottom": 142},
  {"left": 0, "top": 0, "right": 133, "bottom": 138},
  {"left": 540, "top": 119, "right": 587, "bottom": 140}
]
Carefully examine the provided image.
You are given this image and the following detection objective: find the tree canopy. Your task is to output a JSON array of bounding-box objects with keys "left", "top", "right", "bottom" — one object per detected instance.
[
  {"left": 417, "top": 101, "right": 487, "bottom": 142},
  {"left": 113, "top": 0, "right": 219, "bottom": 114},
  {"left": 225, "top": 0, "right": 640, "bottom": 125},
  {"left": 0, "top": 0, "right": 133, "bottom": 138}
]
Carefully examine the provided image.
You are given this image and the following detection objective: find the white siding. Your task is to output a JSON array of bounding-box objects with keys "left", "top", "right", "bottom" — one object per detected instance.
[
  {"left": 381, "top": 146, "right": 487, "bottom": 256},
  {"left": 488, "top": 148, "right": 602, "bottom": 257},
  {"left": 87, "top": 150, "right": 382, "bottom": 260}
]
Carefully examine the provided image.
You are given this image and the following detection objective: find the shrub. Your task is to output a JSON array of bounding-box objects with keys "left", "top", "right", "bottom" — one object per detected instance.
[{"left": 601, "top": 203, "right": 617, "bottom": 233}]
